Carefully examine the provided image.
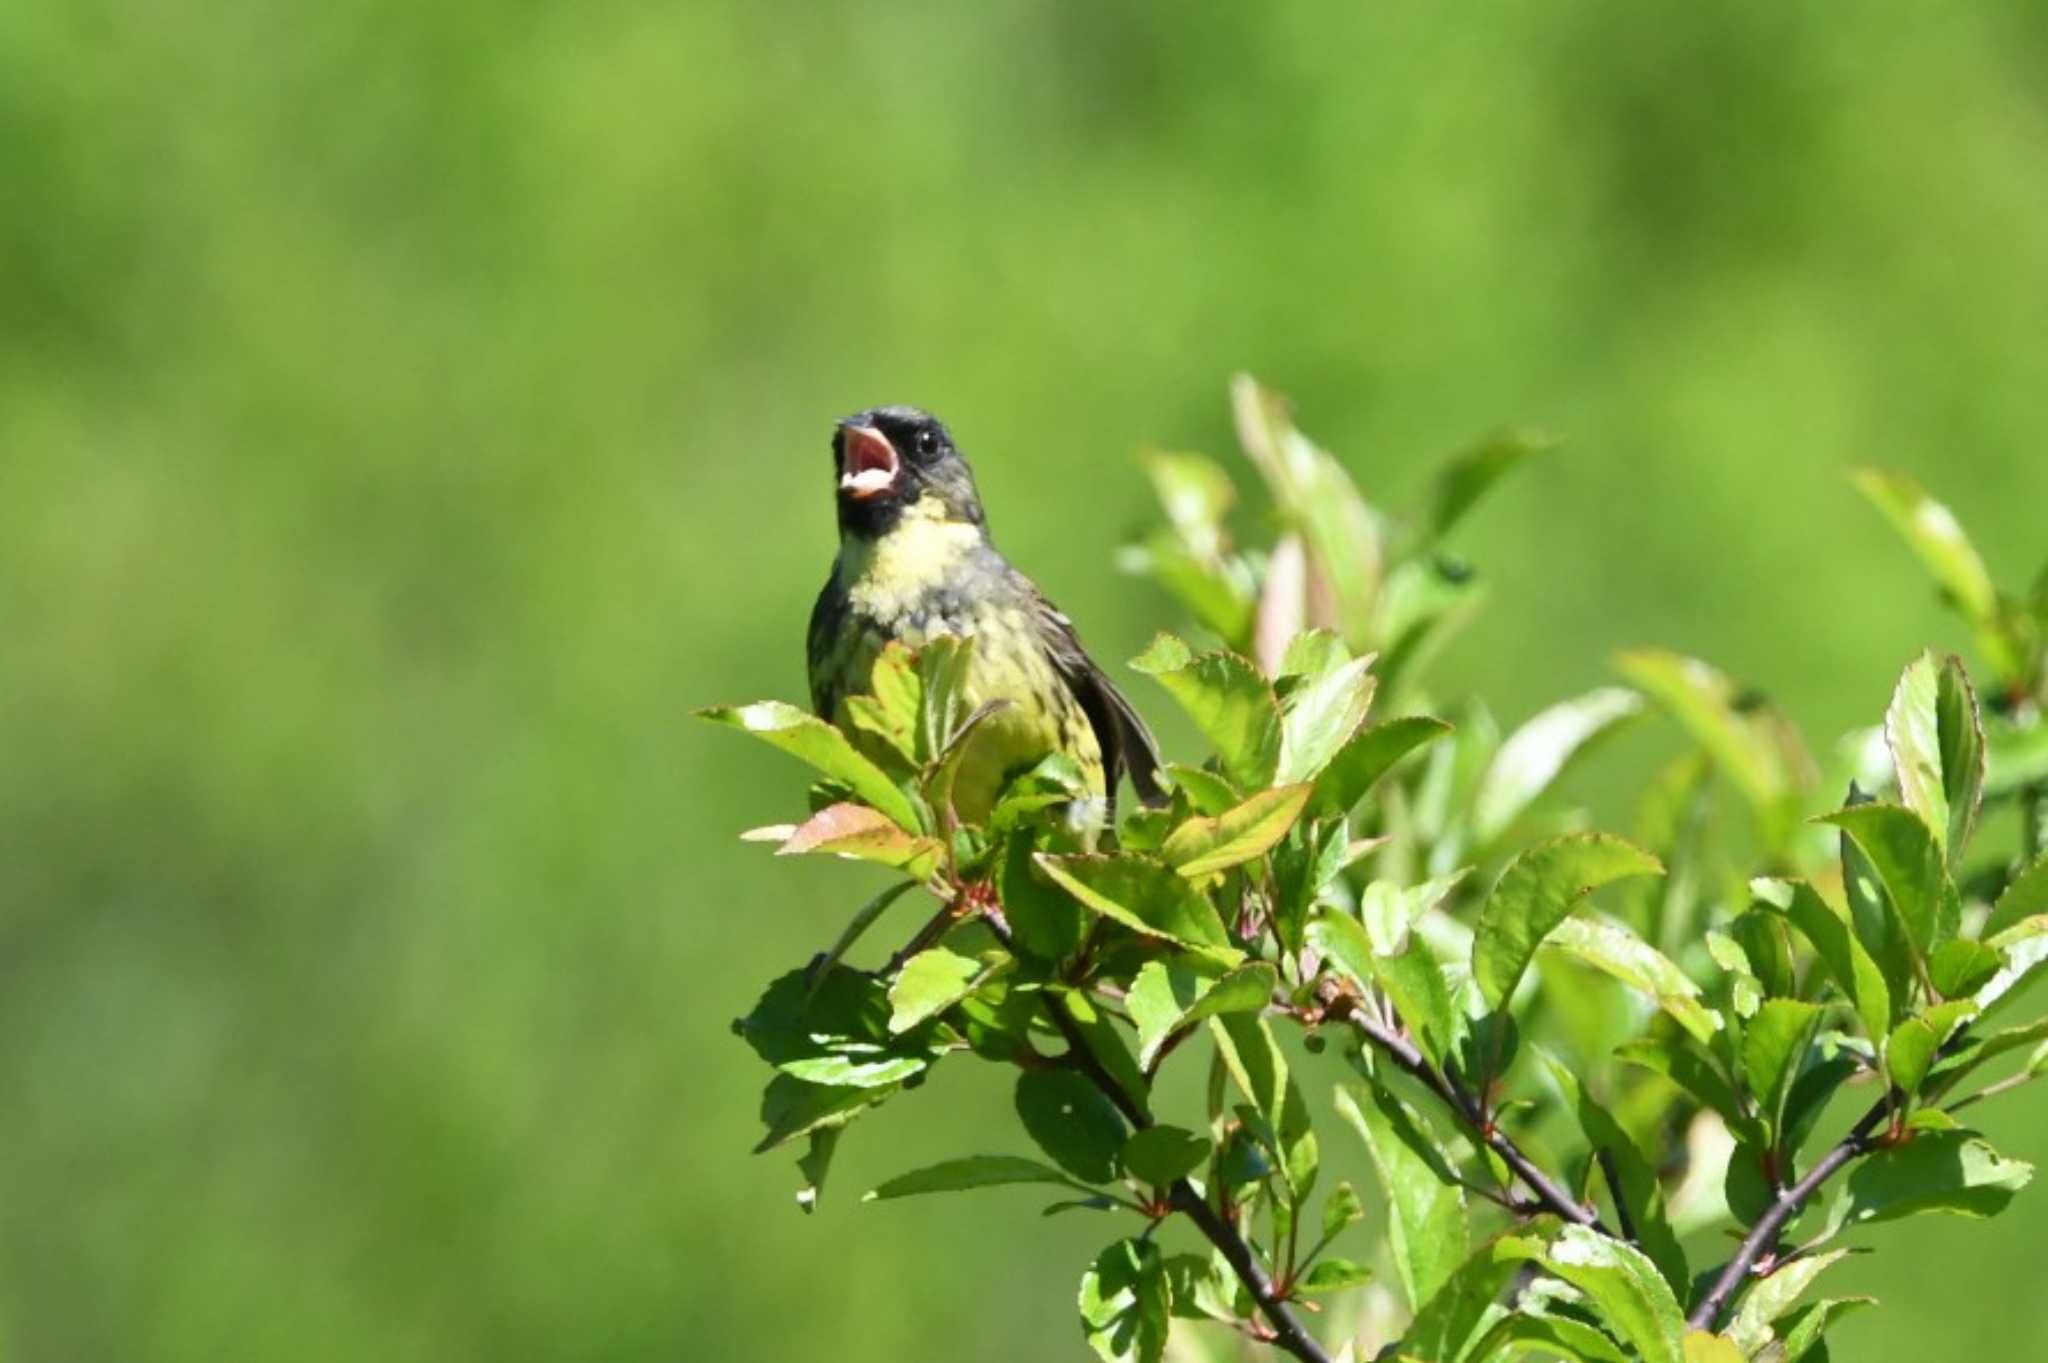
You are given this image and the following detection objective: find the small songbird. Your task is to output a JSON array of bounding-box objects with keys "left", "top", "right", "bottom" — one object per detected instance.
[{"left": 808, "top": 406, "right": 1165, "bottom": 825}]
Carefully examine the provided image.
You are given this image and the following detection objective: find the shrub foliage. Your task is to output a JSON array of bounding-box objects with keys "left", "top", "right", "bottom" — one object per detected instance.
[{"left": 707, "top": 376, "right": 2048, "bottom": 1362}]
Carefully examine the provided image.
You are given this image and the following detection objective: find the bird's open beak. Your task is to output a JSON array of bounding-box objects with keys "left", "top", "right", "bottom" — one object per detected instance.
[{"left": 838, "top": 424, "right": 900, "bottom": 499}]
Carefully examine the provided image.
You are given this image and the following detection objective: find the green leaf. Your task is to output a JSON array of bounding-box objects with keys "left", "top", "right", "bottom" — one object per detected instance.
[
  {"left": 1986, "top": 856, "right": 2048, "bottom": 940},
  {"left": 1279, "top": 655, "right": 1379, "bottom": 784},
  {"left": 1126, "top": 958, "right": 1276, "bottom": 1070},
  {"left": 754, "top": 1072, "right": 900, "bottom": 1153},
  {"left": 1322, "top": 1180, "right": 1364, "bottom": 1240},
  {"left": 1884, "top": 653, "right": 1986, "bottom": 862},
  {"left": 1078, "top": 1238, "right": 1170, "bottom": 1363},
  {"left": 1403, "top": 1224, "right": 1559, "bottom": 1363},
  {"left": 1336, "top": 1082, "right": 1468, "bottom": 1310},
  {"left": 1976, "top": 915, "right": 2048, "bottom": 1020},
  {"left": 1821, "top": 1130, "right": 2032, "bottom": 1236},
  {"left": 698, "top": 700, "right": 922, "bottom": 832},
  {"left": 1930, "top": 939, "right": 2003, "bottom": 999},
  {"left": 1751, "top": 878, "right": 1893, "bottom": 1038},
  {"left": 1534, "top": 1048, "right": 1690, "bottom": 1298},
  {"left": 795, "top": 1127, "right": 841, "bottom": 1213},
  {"left": 865, "top": 1154, "right": 1079, "bottom": 1201},
  {"left": 1213, "top": 1014, "right": 1317, "bottom": 1196},
  {"left": 1467, "top": 1311, "right": 1631, "bottom": 1363},
  {"left": 1615, "top": 649, "right": 1809, "bottom": 848},
  {"left": 1473, "top": 834, "right": 1665, "bottom": 1009},
  {"left": 1516, "top": 1224, "right": 1686, "bottom": 1363},
  {"left": 1160, "top": 783, "right": 1313, "bottom": 878},
  {"left": 1416, "top": 428, "right": 1553, "bottom": 543},
  {"left": 1015, "top": 1070, "right": 1128, "bottom": 1184},
  {"left": 773, "top": 802, "right": 943, "bottom": 875},
  {"left": 1309, "top": 714, "right": 1454, "bottom": 817},
  {"left": 1543, "top": 914, "right": 1720, "bottom": 1045},
  {"left": 1309, "top": 908, "right": 1457, "bottom": 1071},
  {"left": 1615, "top": 1037, "right": 1757, "bottom": 1144},
  {"left": 1816, "top": 802, "right": 1961, "bottom": 958},
  {"left": 1834, "top": 796, "right": 1918, "bottom": 1016},
  {"left": 1279, "top": 628, "right": 1351, "bottom": 683},
  {"left": 887, "top": 947, "right": 988, "bottom": 1034},
  {"left": 1130, "top": 633, "right": 1282, "bottom": 789},
  {"left": 1680, "top": 1332, "right": 1744, "bottom": 1363},
  {"left": 997, "top": 835, "right": 1088, "bottom": 961},
  {"left": 1035, "top": 853, "right": 1242, "bottom": 964},
  {"left": 736, "top": 966, "right": 947, "bottom": 1088},
  {"left": 1986, "top": 717, "right": 2048, "bottom": 799},
  {"left": 1727, "top": 1248, "right": 1855, "bottom": 1356},
  {"left": 1743, "top": 999, "right": 1824, "bottom": 1145},
  {"left": 1232, "top": 373, "right": 1384, "bottom": 644},
  {"left": 1296, "top": 1257, "right": 1374, "bottom": 1294},
  {"left": 1163, "top": 763, "right": 1239, "bottom": 817},
  {"left": 1853, "top": 469, "right": 2024, "bottom": 682},
  {"left": 1473, "top": 688, "right": 1644, "bottom": 845},
  {"left": 1776, "top": 1297, "right": 1876, "bottom": 1363},
  {"left": 1058, "top": 990, "right": 1152, "bottom": 1117},
  {"left": 1120, "top": 1126, "right": 1211, "bottom": 1186}
]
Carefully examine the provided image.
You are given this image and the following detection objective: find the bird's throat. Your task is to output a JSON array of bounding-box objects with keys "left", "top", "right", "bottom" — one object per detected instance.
[{"left": 838, "top": 494, "right": 989, "bottom": 624}]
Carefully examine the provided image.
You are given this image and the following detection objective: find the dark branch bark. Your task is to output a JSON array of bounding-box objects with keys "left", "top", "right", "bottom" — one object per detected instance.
[
  {"left": 979, "top": 910, "right": 1335, "bottom": 1363},
  {"left": 1685, "top": 1101, "right": 1889, "bottom": 1331},
  {"left": 1595, "top": 1147, "right": 1638, "bottom": 1246},
  {"left": 1317, "top": 981, "right": 1614, "bottom": 1238}
]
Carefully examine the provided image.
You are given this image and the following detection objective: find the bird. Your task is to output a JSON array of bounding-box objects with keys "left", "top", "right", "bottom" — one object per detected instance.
[{"left": 807, "top": 405, "right": 1166, "bottom": 827}]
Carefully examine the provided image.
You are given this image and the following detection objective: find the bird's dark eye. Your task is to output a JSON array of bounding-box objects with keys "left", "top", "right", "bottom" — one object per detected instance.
[{"left": 915, "top": 428, "right": 939, "bottom": 457}]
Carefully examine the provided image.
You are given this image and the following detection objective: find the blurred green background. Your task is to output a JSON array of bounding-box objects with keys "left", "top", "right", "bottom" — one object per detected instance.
[{"left": 5, "top": 2, "right": 2046, "bottom": 1359}]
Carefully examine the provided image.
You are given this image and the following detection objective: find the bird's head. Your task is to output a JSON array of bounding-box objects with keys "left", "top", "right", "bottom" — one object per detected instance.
[{"left": 832, "top": 406, "right": 987, "bottom": 540}]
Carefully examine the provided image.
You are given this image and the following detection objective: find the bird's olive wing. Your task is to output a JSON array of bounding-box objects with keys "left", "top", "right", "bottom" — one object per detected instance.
[{"left": 1028, "top": 588, "right": 1167, "bottom": 812}]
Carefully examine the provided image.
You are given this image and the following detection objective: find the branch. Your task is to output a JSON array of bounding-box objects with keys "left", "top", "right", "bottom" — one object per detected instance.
[
  {"left": 1595, "top": 1147, "right": 1638, "bottom": 1246},
  {"left": 1685, "top": 1101, "right": 1889, "bottom": 1331},
  {"left": 1317, "top": 981, "right": 1614, "bottom": 1237},
  {"left": 979, "top": 909, "right": 1335, "bottom": 1363}
]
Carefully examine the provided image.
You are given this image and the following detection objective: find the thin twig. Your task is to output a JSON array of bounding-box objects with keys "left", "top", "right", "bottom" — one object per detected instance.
[
  {"left": 1595, "top": 1147, "right": 1639, "bottom": 1246},
  {"left": 1685, "top": 1101, "right": 1890, "bottom": 1331},
  {"left": 980, "top": 909, "right": 1334, "bottom": 1363},
  {"left": 1317, "top": 980, "right": 1613, "bottom": 1237}
]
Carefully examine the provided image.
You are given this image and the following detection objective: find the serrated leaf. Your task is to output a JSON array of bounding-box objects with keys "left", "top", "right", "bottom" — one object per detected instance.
[
  {"left": 1058, "top": 990, "right": 1152, "bottom": 1116},
  {"left": 866, "top": 1154, "right": 1079, "bottom": 1201},
  {"left": 1131, "top": 634, "right": 1282, "bottom": 789},
  {"left": 1820, "top": 1129, "right": 2032, "bottom": 1238},
  {"left": 1213, "top": 1013, "right": 1317, "bottom": 1197},
  {"left": 1120, "top": 1125, "right": 1211, "bottom": 1185},
  {"left": 1310, "top": 714, "right": 1455, "bottom": 817},
  {"left": 1473, "top": 834, "right": 1665, "bottom": 1008},
  {"left": 1016, "top": 1070, "right": 1128, "bottom": 1184},
  {"left": 736, "top": 966, "right": 947, "bottom": 1088},
  {"left": 1079, "top": 1238, "right": 1170, "bottom": 1363},
  {"left": 1278, "top": 654, "right": 1379, "bottom": 784},
  {"left": 1727, "top": 1249, "right": 1856, "bottom": 1355},
  {"left": 1816, "top": 802, "right": 1961, "bottom": 958},
  {"left": 887, "top": 947, "right": 988, "bottom": 1033},
  {"left": 1163, "top": 763, "right": 1240, "bottom": 817},
  {"left": 1885, "top": 653, "right": 1986, "bottom": 862},
  {"left": 1126, "top": 958, "right": 1276, "bottom": 1070},
  {"left": 1518, "top": 1225, "right": 1686, "bottom": 1363},
  {"left": 698, "top": 701, "right": 922, "bottom": 831},
  {"left": 1544, "top": 914, "right": 1720, "bottom": 1044},
  {"left": 1404, "top": 1224, "right": 1559, "bottom": 1363},
  {"left": 1743, "top": 999, "right": 1824, "bottom": 1145},
  {"left": 1976, "top": 915, "right": 2048, "bottom": 1021},
  {"left": 1468, "top": 1311, "right": 1631, "bottom": 1363},
  {"left": 1309, "top": 909, "right": 1456, "bottom": 1071},
  {"left": 754, "top": 1072, "right": 901, "bottom": 1153},
  {"left": 1751, "top": 878, "right": 1893, "bottom": 1039},
  {"left": 1929, "top": 939, "right": 2002, "bottom": 999},
  {"left": 1160, "top": 783, "right": 1313, "bottom": 878},
  {"left": 1336, "top": 1082, "right": 1468, "bottom": 1310},
  {"left": 1615, "top": 1037, "right": 1758, "bottom": 1144},
  {"left": 1473, "top": 688, "right": 1644, "bottom": 845},
  {"left": 1035, "top": 853, "right": 1242, "bottom": 964}
]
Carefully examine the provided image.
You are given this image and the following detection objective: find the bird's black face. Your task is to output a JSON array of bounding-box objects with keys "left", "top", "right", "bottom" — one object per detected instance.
[{"left": 833, "top": 405, "right": 986, "bottom": 539}]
